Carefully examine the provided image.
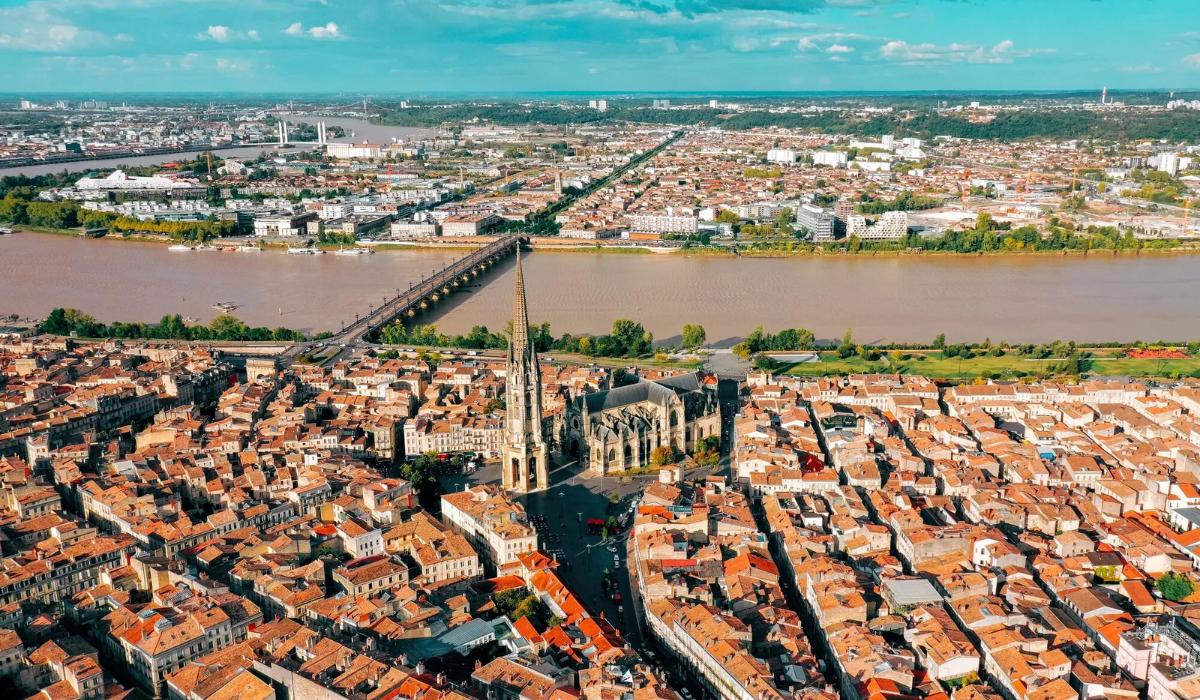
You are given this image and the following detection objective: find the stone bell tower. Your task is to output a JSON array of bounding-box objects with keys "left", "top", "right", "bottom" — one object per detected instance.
[{"left": 502, "top": 246, "right": 548, "bottom": 492}]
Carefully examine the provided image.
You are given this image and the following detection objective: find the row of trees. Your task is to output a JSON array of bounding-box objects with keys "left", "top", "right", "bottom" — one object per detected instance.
[
  {"left": 378, "top": 318, "right": 658, "bottom": 358},
  {"left": 732, "top": 325, "right": 818, "bottom": 359},
  {"left": 41, "top": 308, "right": 306, "bottom": 342},
  {"left": 0, "top": 198, "right": 82, "bottom": 229},
  {"left": 0, "top": 196, "right": 235, "bottom": 242},
  {"left": 856, "top": 191, "right": 943, "bottom": 215},
  {"left": 767, "top": 221, "right": 1169, "bottom": 255}
]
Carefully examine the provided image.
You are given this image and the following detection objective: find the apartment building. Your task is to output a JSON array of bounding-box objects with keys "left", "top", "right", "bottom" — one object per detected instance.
[
  {"left": 795, "top": 204, "right": 836, "bottom": 242},
  {"left": 440, "top": 485, "right": 537, "bottom": 573}
]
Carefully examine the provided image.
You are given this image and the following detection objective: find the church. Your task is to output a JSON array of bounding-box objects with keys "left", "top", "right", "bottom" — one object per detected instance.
[
  {"left": 501, "top": 245, "right": 721, "bottom": 490},
  {"left": 566, "top": 372, "right": 721, "bottom": 475}
]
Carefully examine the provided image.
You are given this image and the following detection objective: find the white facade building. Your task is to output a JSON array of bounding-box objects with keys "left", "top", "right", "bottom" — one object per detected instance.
[
  {"left": 75, "top": 171, "right": 202, "bottom": 192},
  {"left": 326, "top": 142, "right": 383, "bottom": 159},
  {"left": 629, "top": 214, "right": 698, "bottom": 235},
  {"left": 812, "top": 151, "right": 848, "bottom": 168},
  {"left": 855, "top": 211, "right": 909, "bottom": 240},
  {"left": 1159, "top": 153, "right": 1180, "bottom": 176},
  {"left": 766, "top": 148, "right": 798, "bottom": 164}
]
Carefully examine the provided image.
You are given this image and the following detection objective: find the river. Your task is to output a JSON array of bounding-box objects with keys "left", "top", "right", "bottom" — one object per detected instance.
[
  {"left": 0, "top": 118, "right": 438, "bottom": 177},
  {"left": 2, "top": 232, "right": 1198, "bottom": 344}
]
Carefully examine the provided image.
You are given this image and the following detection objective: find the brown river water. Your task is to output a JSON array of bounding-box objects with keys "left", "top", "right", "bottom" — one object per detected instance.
[{"left": 2, "top": 233, "right": 1198, "bottom": 345}]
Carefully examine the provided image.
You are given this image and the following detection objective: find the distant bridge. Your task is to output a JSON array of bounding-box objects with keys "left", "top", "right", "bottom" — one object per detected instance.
[{"left": 335, "top": 234, "right": 522, "bottom": 345}]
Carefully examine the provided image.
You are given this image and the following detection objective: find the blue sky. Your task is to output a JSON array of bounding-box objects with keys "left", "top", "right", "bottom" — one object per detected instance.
[{"left": 0, "top": 0, "right": 1198, "bottom": 93}]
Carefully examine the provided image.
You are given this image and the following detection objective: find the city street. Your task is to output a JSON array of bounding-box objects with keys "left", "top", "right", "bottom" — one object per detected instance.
[
  {"left": 441, "top": 419, "right": 735, "bottom": 658},
  {"left": 446, "top": 458, "right": 658, "bottom": 646}
]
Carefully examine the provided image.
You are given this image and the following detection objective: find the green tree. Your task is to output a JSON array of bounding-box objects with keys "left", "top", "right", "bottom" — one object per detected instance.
[
  {"left": 209, "top": 314, "right": 250, "bottom": 340},
  {"left": 400, "top": 452, "right": 441, "bottom": 492},
  {"left": 682, "top": 324, "right": 707, "bottom": 350},
  {"left": 649, "top": 446, "right": 675, "bottom": 467},
  {"left": 716, "top": 209, "right": 740, "bottom": 224},
  {"left": 754, "top": 354, "right": 780, "bottom": 372},
  {"left": 837, "top": 328, "right": 856, "bottom": 359},
  {"left": 493, "top": 589, "right": 527, "bottom": 617},
  {"left": 695, "top": 434, "right": 721, "bottom": 466},
  {"left": 1156, "top": 573, "right": 1196, "bottom": 602},
  {"left": 933, "top": 333, "right": 947, "bottom": 350},
  {"left": 510, "top": 594, "right": 547, "bottom": 622},
  {"left": 611, "top": 319, "right": 652, "bottom": 356}
]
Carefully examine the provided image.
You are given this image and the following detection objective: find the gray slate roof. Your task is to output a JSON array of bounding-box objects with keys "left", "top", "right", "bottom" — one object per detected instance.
[{"left": 583, "top": 372, "right": 703, "bottom": 413}]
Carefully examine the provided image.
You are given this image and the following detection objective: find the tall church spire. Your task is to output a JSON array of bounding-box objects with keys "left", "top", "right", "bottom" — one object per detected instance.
[
  {"left": 503, "top": 241, "right": 548, "bottom": 493},
  {"left": 510, "top": 246, "right": 529, "bottom": 361}
]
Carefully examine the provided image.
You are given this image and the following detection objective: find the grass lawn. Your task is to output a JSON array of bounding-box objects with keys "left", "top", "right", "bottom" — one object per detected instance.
[{"left": 778, "top": 351, "right": 1200, "bottom": 380}]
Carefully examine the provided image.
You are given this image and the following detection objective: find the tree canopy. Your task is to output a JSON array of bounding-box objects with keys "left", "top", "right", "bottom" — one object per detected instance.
[{"left": 40, "top": 308, "right": 305, "bottom": 342}]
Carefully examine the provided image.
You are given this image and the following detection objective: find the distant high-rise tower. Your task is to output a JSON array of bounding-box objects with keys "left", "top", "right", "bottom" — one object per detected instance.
[
  {"left": 554, "top": 170, "right": 563, "bottom": 195},
  {"left": 1102, "top": 87, "right": 1108, "bottom": 105},
  {"left": 503, "top": 247, "right": 548, "bottom": 493}
]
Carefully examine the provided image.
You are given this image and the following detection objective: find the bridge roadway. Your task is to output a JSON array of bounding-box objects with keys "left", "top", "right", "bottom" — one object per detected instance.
[{"left": 334, "top": 234, "right": 522, "bottom": 347}]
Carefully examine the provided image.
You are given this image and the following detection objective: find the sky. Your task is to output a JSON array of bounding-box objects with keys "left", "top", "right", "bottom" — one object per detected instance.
[{"left": 0, "top": 0, "right": 1199, "bottom": 94}]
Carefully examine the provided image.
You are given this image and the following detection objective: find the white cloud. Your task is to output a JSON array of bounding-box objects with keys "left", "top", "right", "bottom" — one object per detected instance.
[
  {"left": 1119, "top": 64, "right": 1161, "bottom": 73},
  {"left": 179, "top": 52, "right": 199, "bottom": 70},
  {"left": 201, "top": 25, "right": 259, "bottom": 42},
  {"left": 204, "top": 25, "right": 231, "bottom": 42},
  {"left": 881, "top": 40, "right": 973, "bottom": 63},
  {"left": 308, "top": 22, "right": 341, "bottom": 39},
  {"left": 1184, "top": 53, "right": 1200, "bottom": 69},
  {"left": 881, "top": 39, "right": 1051, "bottom": 65},
  {"left": 968, "top": 39, "right": 1013, "bottom": 64},
  {"left": 796, "top": 32, "right": 871, "bottom": 52},
  {"left": 285, "top": 21, "right": 342, "bottom": 39},
  {"left": 638, "top": 36, "right": 679, "bottom": 52},
  {"left": 215, "top": 57, "right": 250, "bottom": 71},
  {"left": 0, "top": 5, "right": 106, "bottom": 52},
  {"left": 732, "top": 36, "right": 761, "bottom": 52},
  {"left": 589, "top": 67, "right": 600, "bottom": 73}
]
